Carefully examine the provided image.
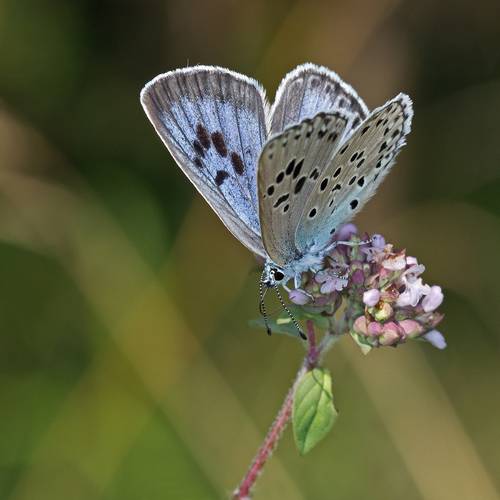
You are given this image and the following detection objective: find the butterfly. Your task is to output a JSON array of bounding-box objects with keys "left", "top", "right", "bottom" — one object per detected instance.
[{"left": 140, "top": 63, "right": 413, "bottom": 336}]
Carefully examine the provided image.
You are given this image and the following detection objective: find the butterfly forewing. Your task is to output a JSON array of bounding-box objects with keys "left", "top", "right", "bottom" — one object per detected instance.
[
  {"left": 295, "top": 94, "right": 413, "bottom": 252},
  {"left": 269, "top": 63, "right": 369, "bottom": 136},
  {"left": 141, "top": 66, "right": 269, "bottom": 258},
  {"left": 258, "top": 111, "right": 351, "bottom": 266}
]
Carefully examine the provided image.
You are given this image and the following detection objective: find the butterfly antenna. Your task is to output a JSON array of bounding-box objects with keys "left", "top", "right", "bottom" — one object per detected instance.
[
  {"left": 273, "top": 284, "right": 307, "bottom": 340},
  {"left": 259, "top": 273, "right": 272, "bottom": 336}
]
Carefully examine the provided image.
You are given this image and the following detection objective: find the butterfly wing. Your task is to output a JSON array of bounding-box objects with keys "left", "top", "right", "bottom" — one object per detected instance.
[
  {"left": 257, "top": 111, "right": 352, "bottom": 267},
  {"left": 269, "top": 63, "right": 369, "bottom": 136},
  {"left": 295, "top": 94, "right": 413, "bottom": 252},
  {"left": 141, "top": 66, "right": 269, "bottom": 258}
]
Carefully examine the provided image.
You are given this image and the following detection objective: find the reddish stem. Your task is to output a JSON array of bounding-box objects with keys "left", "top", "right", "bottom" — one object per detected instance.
[
  {"left": 305, "top": 319, "right": 319, "bottom": 369},
  {"left": 232, "top": 321, "right": 319, "bottom": 499}
]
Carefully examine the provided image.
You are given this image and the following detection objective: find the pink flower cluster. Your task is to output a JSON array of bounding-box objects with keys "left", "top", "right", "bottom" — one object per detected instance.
[{"left": 288, "top": 224, "right": 445, "bottom": 350}]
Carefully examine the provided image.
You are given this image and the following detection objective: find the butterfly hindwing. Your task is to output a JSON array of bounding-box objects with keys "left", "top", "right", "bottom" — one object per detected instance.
[
  {"left": 295, "top": 94, "right": 413, "bottom": 252},
  {"left": 269, "top": 63, "right": 369, "bottom": 136},
  {"left": 258, "top": 111, "right": 351, "bottom": 267},
  {"left": 141, "top": 66, "right": 269, "bottom": 258}
]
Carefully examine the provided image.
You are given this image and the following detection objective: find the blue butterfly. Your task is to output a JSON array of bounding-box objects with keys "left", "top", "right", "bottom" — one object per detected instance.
[{"left": 141, "top": 63, "right": 412, "bottom": 336}]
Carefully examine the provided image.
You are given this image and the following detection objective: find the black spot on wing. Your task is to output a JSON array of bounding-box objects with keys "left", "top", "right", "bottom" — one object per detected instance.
[
  {"left": 215, "top": 170, "right": 229, "bottom": 186},
  {"left": 327, "top": 131, "right": 338, "bottom": 142},
  {"left": 230, "top": 152, "right": 245, "bottom": 175},
  {"left": 293, "top": 159, "right": 304, "bottom": 179},
  {"left": 196, "top": 123, "right": 211, "bottom": 149},
  {"left": 193, "top": 140, "right": 205, "bottom": 158},
  {"left": 211, "top": 131, "right": 228, "bottom": 157},
  {"left": 294, "top": 176, "right": 306, "bottom": 194},
  {"left": 274, "top": 193, "right": 289, "bottom": 208},
  {"left": 286, "top": 159, "right": 296, "bottom": 175},
  {"left": 309, "top": 168, "right": 319, "bottom": 180}
]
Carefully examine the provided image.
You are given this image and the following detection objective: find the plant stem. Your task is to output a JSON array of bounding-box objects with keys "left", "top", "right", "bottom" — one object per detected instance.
[{"left": 232, "top": 321, "right": 321, "bottom": 500}]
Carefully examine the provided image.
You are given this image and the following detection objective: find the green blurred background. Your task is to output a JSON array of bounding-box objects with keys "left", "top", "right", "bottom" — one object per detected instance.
[{"left": 1, "top": 0, "right": 499, "bottom": 499}]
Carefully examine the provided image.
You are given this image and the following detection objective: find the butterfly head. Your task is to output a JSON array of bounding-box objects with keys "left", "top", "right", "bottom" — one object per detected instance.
[
  {"left": 262, "top": 261, "right": 288, "bottom": 288},
  {"left": 259, "top": 261, "right": 306, "bottom": 340}
]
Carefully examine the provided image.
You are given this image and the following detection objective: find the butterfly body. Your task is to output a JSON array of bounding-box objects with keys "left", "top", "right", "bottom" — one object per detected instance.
[{"left": 141, "top": 63, "right": 413, "bottom": 296}]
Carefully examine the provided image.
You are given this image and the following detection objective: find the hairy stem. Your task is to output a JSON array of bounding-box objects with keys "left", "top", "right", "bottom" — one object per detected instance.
[{"left": 232, "top": 321, "right": 321, "bottom": 499}]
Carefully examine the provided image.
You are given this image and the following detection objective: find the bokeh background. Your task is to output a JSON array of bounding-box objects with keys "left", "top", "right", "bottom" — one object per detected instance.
[{"left": 1, "top": 0, "right": 500, "bottom": 499}]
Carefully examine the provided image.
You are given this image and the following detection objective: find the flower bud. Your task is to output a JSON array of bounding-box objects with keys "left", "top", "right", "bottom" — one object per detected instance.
[
  {"left": 422, "top": 286, "right": 443, "bottom": 312},
  {"left": 363, "top": 289, "right": 380, "bottom": 307},
  {"left": 372, "top": 301, "right": 393, "bottom": 322},
  {"left": 423, "top": 329, "right": 447, "bottom": 349},
  {"left": 398, "top": 319, "right": 423, "bottom": 338},
  {"left": 367, "top": 321, "right": 383, "bottom": 337},
  {"left": 379, "top": 322, "right": 402, "bottom": 346},
  {"left": 353, "top": 316, "right": 368, "bottom": 335}
]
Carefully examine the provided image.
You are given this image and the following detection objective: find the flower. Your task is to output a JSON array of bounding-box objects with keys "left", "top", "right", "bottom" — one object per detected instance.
[
  {"left": 396, "top": 277, "right": 430, "bottom": 307},
  {"left": 422, "top": 286, "right": 444, "bottom": 312},
  {"left": 315, "top": 269, "right": 348, "bottom": 293}
]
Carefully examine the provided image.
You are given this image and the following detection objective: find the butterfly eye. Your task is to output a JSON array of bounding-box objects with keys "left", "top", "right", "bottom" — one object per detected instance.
[{"left": 273, "top": 270, "right": 285, "bottom": 281}]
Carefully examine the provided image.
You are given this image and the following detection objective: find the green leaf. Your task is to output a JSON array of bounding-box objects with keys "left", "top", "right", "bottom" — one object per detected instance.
[
  {"left": 350, "top": 331, "right": 373, "bottom": 355},
  {"left": 293, "top": 368, "right": 338, "bottom": 455},
  {"left": 288, "top": 304, "right": 331, "bottom": 331}
]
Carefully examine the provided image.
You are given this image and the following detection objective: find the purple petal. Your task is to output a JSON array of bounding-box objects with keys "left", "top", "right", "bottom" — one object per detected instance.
[
  {"left": 289, "top": 289, "right": 311, "bottom": 305},
  {"left": 336, "top": 223, "right": 358, "bottom": 241},
  {"left": 423, "top": 329, "right": 447, "bottom": 349},
  {"left": 320, "top": 279, "right": 337, "bottom": 294},
  {"left": 371, "top": 234, "right": 386, "bottom": 249},
  {"left": 422, "top": 285, "right": 444, "bottom": 312},
  {"left": 363, "top": 289, "right": 380, "bottom": 307}
]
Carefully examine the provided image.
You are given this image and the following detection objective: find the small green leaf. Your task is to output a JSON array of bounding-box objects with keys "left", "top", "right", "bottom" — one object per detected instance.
[
  {"left": 350, "top": 331, "right": 373, "bottom": 355},
  {"left": 293, "top": 368, "right": 338, "bottom": 454},
  {"left": 287, "top": 304, "right": 331, "bottom": 330}
]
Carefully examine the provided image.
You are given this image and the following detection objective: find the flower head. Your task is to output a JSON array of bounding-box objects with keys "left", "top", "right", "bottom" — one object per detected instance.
[{"left": 287, "top": 224, "right": 446, "bottom": 351}]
